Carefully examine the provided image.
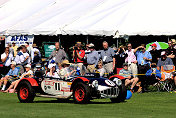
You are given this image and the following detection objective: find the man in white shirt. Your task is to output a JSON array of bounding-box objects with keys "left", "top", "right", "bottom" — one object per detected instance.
[
  {"left": 31, "top": 44, "right": 41, "bottom": 62},
  {"left": 23, "top": 49, "right": 30, "bottom": 65},
  {"left": 1, "top": 47, "right": 13, "bottom": 74}
]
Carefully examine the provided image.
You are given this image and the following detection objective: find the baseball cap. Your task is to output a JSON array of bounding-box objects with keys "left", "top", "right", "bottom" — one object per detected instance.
[
  {"left": 11, "top": 61, "right": 16, "bottom": 66},
  {"left": 88, "top": 43, "right": 95, "bottom": 48},
  {"left": 123, "top": 63, "right": 128, "bottom": 67},
  {"left": 25, "top": 64, "right": 31, "bottom": 68},
  {"left": 161, "top": 51, "right": 166, "bottom": 56},
  {"left": 151, "top": 43, "right": 157, "bottom": 47},
  {"left": 36, "top": 63, "right": 41, "bottom": 68}
]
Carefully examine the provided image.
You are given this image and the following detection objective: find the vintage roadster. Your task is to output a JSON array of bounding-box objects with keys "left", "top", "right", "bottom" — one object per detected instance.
[{"left": 16, "top": 73, "right": 127, "bottom": 104}]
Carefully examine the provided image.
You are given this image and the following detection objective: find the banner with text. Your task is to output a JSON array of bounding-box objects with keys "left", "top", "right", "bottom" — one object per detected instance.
[{"left": 5, "top": 35, "right": 34, "bottom": 47}]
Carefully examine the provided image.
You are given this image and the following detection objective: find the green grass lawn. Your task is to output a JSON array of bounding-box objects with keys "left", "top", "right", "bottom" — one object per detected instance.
[{"left": 0, "top": 92, "right": 176, "bottom": 118}]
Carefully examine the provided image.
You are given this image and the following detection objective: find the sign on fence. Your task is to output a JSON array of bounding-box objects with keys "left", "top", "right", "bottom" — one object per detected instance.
[
  {"left": 5, "top": 35, "right": 34, "bottom": 47},
  {"left": 44, "top": 44, "right": 55, "bottom": 57}
]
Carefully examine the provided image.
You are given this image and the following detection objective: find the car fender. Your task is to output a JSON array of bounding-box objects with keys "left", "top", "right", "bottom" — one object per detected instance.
[
  {"left": 109, "top": 75, "right": 125, "bottom": 80},
  {"left": 18, "top": 78, "right": 39, "bottom": 86},
  {"left": 70, "top": 77, "right": 89, "bottom": 91}
]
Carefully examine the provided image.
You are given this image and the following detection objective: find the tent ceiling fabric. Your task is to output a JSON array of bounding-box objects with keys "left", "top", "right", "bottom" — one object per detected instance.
[{"left": 1, "top": 0, "right": 176, "bottom": 36}]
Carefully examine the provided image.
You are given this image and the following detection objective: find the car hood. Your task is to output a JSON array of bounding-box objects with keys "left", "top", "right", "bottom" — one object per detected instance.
[{"left": 87, "top": 77, "right": 116, "bottom": 87}]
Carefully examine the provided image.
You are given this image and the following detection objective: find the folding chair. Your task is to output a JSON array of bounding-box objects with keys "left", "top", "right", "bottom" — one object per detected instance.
[{"left": 156, "top": 65, "right": 175, "bottom": 92}]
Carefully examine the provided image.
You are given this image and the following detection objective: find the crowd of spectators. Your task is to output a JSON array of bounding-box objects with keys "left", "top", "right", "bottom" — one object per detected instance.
[{"left": 0, "top": 39, "right": 176, "bottom": 93}]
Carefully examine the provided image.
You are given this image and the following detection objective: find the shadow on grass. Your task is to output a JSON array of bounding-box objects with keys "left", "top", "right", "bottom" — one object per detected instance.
[{"left": 32, "top": 99, "right": 122, "bottom": 104}]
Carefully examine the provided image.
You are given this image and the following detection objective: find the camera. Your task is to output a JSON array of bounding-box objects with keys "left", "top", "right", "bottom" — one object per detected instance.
[
  {"left": 74, "top": 46, "right": 78, "bottom": 50},
  {"left": 138, "top": 48, "right": 144, "bottom": 50}
]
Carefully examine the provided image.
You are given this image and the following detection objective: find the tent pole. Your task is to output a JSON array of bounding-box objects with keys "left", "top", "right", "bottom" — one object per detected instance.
[
  {"left": 116, "top": 38, "right": 118, "bottom": 48},
  {"left": 86, "top": 35, "right": 89, "bottom": 44},
  {"left": 58, "top": 35, "right": 61, "bottom": 43}
]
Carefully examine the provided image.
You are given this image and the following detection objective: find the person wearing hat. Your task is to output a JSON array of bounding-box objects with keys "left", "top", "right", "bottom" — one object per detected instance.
[
  {"left": 31, "top": 43, "right": 41, "bottom": 62},
  {"left": 86, "top": 43, "right": 99, "bottom": 73},
  {"left": 33, "top": 51, "right": 41, "bottom": 64},
  {"left": 49, "top": 42, "right": 68, "bottom": 64},
  {"left": 0, "top": 61, "right": 19, "bottom": 91},
  {"left": 149, "top": 43, "right": 160, "bottom": 64},
  {"left": 4, "top": 64, "right": 34, "bottom": 93},
  {"left": 99, "top": 41, "right": 115, "bottom": 73},
  {"left": 34, "top": 63, "right": 44, "bottom": 78},
  {"left": 46, "top": 63, "right": 59, "bottom": 78},
  {"left": 119, "top": 63, "right": 139, "bottom": 92},
  {"left": 166, "top": 40, "right": 176, "bottom": 66},
  {"left": 58, "top": 60, "right": 75, "bottom": 79},
  {"left": 12, "top": 42, "right": 18, "bottom": 57},
  {"left": 157, "top": 51, "right": 173, "bottom": 70},
  {"left": 73, "top": 42, "right": 86, "bottom": 75}
]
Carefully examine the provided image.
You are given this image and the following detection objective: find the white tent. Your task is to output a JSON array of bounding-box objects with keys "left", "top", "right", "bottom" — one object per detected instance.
[{"left": 1, "top": 0, "right": 176, "bottom": 36}]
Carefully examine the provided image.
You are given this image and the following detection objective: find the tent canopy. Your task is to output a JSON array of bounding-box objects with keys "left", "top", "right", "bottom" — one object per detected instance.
[{"left": 1, "top": 0, "right": 176, "bottom": 36}]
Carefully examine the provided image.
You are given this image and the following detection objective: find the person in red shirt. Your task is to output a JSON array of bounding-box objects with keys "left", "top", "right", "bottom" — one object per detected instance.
[{"left": 73, "top": 42, "right": 85, "bottom": 75}]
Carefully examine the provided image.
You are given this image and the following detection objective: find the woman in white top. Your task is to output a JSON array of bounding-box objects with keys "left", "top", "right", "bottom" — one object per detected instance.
[
  {"left": 97, "top": 62, "right": 105, "bottom": 77},
  {"left": 46, "top": 64, "right": 59, "bottom": 78}
]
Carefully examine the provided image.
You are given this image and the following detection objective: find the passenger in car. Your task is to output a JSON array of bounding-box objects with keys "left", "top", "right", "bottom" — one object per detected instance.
[{"left": 46, "top": 63, "right": 59, "bottom": 78}]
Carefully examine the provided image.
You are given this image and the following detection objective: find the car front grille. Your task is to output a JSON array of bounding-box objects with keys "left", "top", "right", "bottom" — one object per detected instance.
[{"left": 100, "top": 87, "right": 119, "bottom": 98}]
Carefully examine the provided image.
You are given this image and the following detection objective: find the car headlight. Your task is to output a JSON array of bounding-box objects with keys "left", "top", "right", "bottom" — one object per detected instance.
[
  {"left": 92, "top": 80, "right": 98, "bottom": 89},
  {"left": 113, "top": 78, "right": 122, "bottom": 86}
]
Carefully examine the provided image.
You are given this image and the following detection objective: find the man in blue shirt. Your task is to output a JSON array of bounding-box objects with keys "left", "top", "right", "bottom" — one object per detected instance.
[
  {"left": 86, "top": 43, "right": 99, "bottom": 73},
  {"left": 99, "top": 41, "right": 115, "bottom": 73},
  {"left": 0, "top": 61, "right": 19, "bottom": 91},
  {"left": 134, "top": 44, "right": 152, "bottom": 92}
]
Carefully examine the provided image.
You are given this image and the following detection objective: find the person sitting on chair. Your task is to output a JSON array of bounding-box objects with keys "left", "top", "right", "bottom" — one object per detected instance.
[
  {"left": 4, "top": 64, "right": 33, "bottom": 93},
  {"left": 0, "top": 61, "right": 19, "bottom": 91},
  {"left": 157, "top": 51, "right": 173, "bottom": 70},
  {"left": 146, "top": 63, "right": 161, "bottom": 85},
  {"left": 119, "top": 63, "right": 139, "bottom": 92}
]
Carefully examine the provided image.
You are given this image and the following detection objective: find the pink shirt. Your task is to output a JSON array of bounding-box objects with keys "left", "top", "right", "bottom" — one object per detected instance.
[{"left": 125, "top": 49, "right": 137, "bottom": 64}]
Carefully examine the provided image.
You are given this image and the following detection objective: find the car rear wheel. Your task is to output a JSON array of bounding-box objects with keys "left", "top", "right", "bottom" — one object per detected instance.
[
  {"left": 73, "top": 82, "right": 90, "bottom": 104},
  {"left": 110, "top": 84, "right": 127, "bottom": 103},
  {"left": 17, "top": 81, "right": 35, "bottom": 103}
]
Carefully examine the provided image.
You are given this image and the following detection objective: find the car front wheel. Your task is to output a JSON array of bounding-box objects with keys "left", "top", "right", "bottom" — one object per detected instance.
[
  {"left": 73, "top": 82, "right": 90, "bottom": 104},
  {"left": 17, "top": 81, "right": 35, "bottom": 103},
  {"left": 110, "top": 84, "right": 127, "bottom": 103}
]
